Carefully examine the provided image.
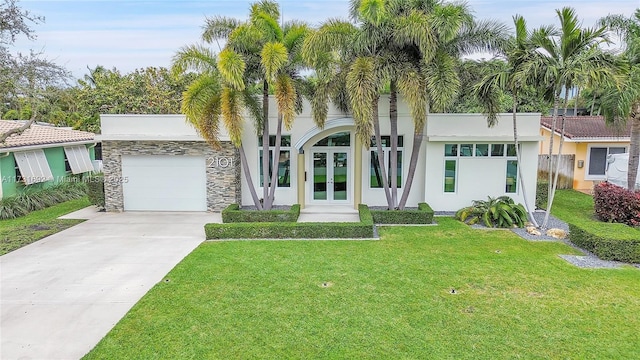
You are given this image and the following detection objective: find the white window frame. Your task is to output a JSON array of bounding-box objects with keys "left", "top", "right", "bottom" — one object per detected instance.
[
  {"left": 13, "top": 149, "right": 54, "bottom": 185},
  {"left": 63, "top": 145, "right": 94, "bottom": 174},
  {"left": 369, "top": 135, "right": 404, "bottom": 189},
  {"left": 585, "top": 144, "right": 627, "bottom": 181},
  {"left": 258, "top": 135, "right": 292, "bottom": 188}
]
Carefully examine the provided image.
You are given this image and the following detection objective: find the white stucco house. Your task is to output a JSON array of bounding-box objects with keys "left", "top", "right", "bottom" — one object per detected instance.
[{"left": 99, "top": 96, "right": 541, "bottom": 212}]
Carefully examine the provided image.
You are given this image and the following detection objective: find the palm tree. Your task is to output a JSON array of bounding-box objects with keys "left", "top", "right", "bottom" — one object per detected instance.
[
  {"left": 305, "top": 0, "right": 507, "bottom": 210},
  {"left": 599, "top": 9, "right": 640, "bottom": 191},
  {"left": 524, "top": 7, "right": 612, "bottom": 228},
  {"left": 179, "top": 1, "right": 309, "bottom": 210},
  {"left": 474, "top": 15, "right": 552, "bottom": 228}
]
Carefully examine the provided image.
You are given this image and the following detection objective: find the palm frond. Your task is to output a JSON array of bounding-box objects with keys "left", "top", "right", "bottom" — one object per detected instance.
[
  {"left": 346, "top": 56, "right": 378, "bottom": 147},
  {"left": 217, "top": 48, "right": 246, "bottom": 90},
  {"left": 220, "top": 87, "right": 245, "bottom": 147},
  {"left": 202, "top": 16, "right": 241, "bottom": 43},
  {"left": 171, "top": 45, "right": 217, "bottom": 75},
  {"left": 274, "top": 74, "right": 297, "bottom": 130},
  {"left": 261, "top": 42, "right": 288, "bottom": 81}
]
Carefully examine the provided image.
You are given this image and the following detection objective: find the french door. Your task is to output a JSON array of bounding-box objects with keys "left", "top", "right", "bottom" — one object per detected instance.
[{"left": 310, "top": 148, "right": 350, "bottom": 203}]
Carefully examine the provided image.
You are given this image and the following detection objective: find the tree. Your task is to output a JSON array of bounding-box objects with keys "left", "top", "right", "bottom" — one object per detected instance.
[
  {"left": 473, "top": 15, "right": 557, "bottom": 227},
  {"left": 524, "top": 7, "right": 613, "bottom": 228},
  {"left": 305, "top": 0, "right": 507, "bottom": 210},
  {"left": 599, "top": 9, "right": 640, "bottom": 191},
  {"left": 174, "top": 1, "right": 310, "bottom": 210},
  {"left": 1, "top": 0, "right": 70, "bottom": 142}
]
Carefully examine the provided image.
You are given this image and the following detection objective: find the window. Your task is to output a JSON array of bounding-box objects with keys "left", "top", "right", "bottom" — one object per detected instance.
[
  {"left": 588, "top": 146, "right": 626, "bottom": 177},
  {"left": 506, "top": 160, "right": 518, "bottom": 193},
  {"left": 444, "top": 143, "right": 519, "bottom": 194},
  {"left": 370, "top": 136, "right": 403, "bottom": 188},
  {"left": 313, "top": 131, "right": 350, "bottom": 146},
  {"left": 259, "top": 135, "right": 291, "bottom": 187},
  {"left": 63, "top": 146, "right": 94, "bottom": 174},
  {"left": 13, "top": 150, "right": 54, "bottom": 185},
  {"left": 444, "top": 160, "right": 457, "bottom": 193}
]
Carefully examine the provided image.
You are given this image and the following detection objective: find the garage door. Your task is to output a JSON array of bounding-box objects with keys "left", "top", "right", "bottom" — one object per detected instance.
[{"left": 121, "top": 155, "right": 207, "bottom": 211}]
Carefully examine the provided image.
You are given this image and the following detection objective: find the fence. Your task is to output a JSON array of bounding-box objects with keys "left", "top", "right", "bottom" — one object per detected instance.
[{"left": 537, "top": 154, "right": 575, "bottom": 189}]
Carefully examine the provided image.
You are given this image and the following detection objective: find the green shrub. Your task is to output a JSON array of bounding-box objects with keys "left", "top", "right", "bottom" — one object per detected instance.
[
  {"left": 86, "top": 174, "right": 105, "bottom": 209},
  {"left": 553, "top": 190, "right": 640, "bottom": 263},
  {"left": 568, "top": 223, "right": 640, "bottom": 263},
  {"left": 0, "top": 180, "right": 87, "bottom": 220},
  {"left": 358, "top": 204, "right": 373, "bottom": 225},
  {"left": 222, "top": 204, "right": 300, "bottom": 223},
  {"left": 205, "top": 221, "right": 374, "bottom": 239},
  {"left": 371, "top": 202, "right": 434, "bottom": 224},
  {"left": 536, "top": 181, "right": 548, "bottom": 210},
  {"left": 455, "top": 196, "right": 527, "bottom": 228}
]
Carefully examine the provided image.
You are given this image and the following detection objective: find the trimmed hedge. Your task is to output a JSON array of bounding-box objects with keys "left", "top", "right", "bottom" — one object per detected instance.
[
  {"left": 221, "top": 204, "right": 300, "bottom": 223},
  {"left": 568, "top": 223, "right": 640, "bottom": 263},
  {"left": 371, "top": 202, "right": 434, "bottom": 224},
  {"left": 552, "top": 190, "right": 640, "bottom": 264},
  {"left": 206, "top": 204, "right": 375, "bottom": 239},
  {"left": 536, "top": 180, "right": 548, "bottom": 210}
]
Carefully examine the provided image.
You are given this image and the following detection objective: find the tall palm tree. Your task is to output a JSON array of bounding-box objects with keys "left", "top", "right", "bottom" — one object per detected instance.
[
  {"left": 599, "top": 9, "right": 640, "bottom": 191},
  {"left": 474, "top": 15, "right": 552, "bottom": 227},
  {"left": 184, "top": 1, "right": 309, "bottom": 210},
  {"left": 304, "top": 0, "right": 507, "bottom": 210},
  {"left": 524, "top": 7, "right": 612, "bottom": 228}
]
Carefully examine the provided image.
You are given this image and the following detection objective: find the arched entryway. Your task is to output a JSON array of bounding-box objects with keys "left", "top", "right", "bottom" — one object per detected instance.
[{"left": 293, "top": 118, "right": 363, "bottom": 209}]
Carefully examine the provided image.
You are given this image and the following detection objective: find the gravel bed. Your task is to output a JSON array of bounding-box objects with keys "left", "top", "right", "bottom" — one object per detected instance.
[
  {"left": 238, "top": 205, "right": 291, "bottom": 211},
  {"left": 558, "top": 255, "right": 624, "bottom": 269},
  {"left": 511, "top": 211, "right": 570, "bottom": 242}
]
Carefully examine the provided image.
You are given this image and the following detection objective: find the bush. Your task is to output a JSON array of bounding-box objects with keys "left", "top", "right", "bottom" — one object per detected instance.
[
  {"left": 86, "top": 174, "right": 105, "bottom": 209},
  {"left": 568, "top": 223, "right": 640, "bottom": 263},
  {"left": 593, "top": 182, "right": 640, "bottom": 227},
  {"left": 370, "top": 202, "right": 434, "bottom": 224},
  {"left": 207, "top": 204, "right": 375, "bottom": 239},
  {"left": 536, "top": 181, "right": 548, "bottom": 210},
  {"left": 222, "top": 204, "right": 300, "bottom": 223},
  {"left": 455, "top": 196, "right": 527, "bottom": 228},
  {"left": 0, "top": 181, "right": 87, "bottom": 220}
]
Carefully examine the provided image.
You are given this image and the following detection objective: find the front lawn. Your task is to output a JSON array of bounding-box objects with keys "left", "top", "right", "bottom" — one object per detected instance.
[
  {"left": 84, "top": 218, "right": 640, "bottom": 359},
  {"left": 0, "top": 197, "right": 90, "bottom": 255}
]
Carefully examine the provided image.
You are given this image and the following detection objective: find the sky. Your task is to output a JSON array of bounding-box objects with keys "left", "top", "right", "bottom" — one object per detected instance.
[{"left": 11, "top": 0, "right": 640, "bottom": 79}]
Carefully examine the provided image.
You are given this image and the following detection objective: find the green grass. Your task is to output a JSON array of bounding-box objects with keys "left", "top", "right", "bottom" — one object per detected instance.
[
  {"left": 84, "top": 218, "right": 640, "bottom": 359},
  {"left": 552, "top": 190, "right": 640, "bottom": 240},
  {"left": 0, "top": 197, "right": 90, "bottom": 255}
]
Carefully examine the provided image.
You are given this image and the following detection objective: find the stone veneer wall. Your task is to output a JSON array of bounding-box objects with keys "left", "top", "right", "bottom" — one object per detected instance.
[{"left": 102, "top": 141, "right": 241, "bottom": 212}]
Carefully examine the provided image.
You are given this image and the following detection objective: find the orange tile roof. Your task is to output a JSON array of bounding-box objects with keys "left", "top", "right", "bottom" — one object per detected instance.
[
  {"left": 540, "top": 116, "right": 631, "bottom": 140},
  {"left": 0, "top": 121, "right": 95, "bottom": 150}
]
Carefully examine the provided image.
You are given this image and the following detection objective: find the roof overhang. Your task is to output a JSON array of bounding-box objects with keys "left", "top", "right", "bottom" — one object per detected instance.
[{"left": 0, "top": 140, "right": 97, "bottom": 154}]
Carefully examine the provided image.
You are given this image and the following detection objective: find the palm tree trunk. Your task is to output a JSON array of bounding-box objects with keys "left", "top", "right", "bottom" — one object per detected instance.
[
  {"left": 373, "top": 94, "right": 392, "bottom": 208},
  {"left": 574, "top": 87, "right": 579, "bottom": 115},
  {"left": 266, "top": 114, "right": 283, "bottom": 209},
  {"left": 511, "top": 99, "right": 538, "bottom": 227},
  {"left": 389, "top": 80, "right": 398, "bottom": 208},
  {"left": 628, "top": 106, "right": 640, "bottom": 191},
  {"left": 590, "top": 91, "right": 596, "bottom": 116},
  {"left": 398, "top": 128, "right": 423, "bottom": 210},
  {"left": 261, "top": 80, "right": 270, "bottom": 207},
  {"left": 239, "top": 145, "right": 263, "bottom": 210},
  {"left": 545, "top": 93, "right": 561, "bottom": 225},
  {"left": 543, "top": 89, "right": 570, "bottom": 228}
]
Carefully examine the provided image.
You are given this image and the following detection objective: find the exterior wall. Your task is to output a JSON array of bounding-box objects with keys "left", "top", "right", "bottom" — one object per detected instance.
[
  {"left": 44, "top": 147, "right": 68, "bottom": 184},
  {"left": 425, "top": 114, "right": 540, "bottom": 211},
  {"left": 0, "top": 154, "right": 18, "bottom": 198},
  {"left": 102, "top": 141, "right": 240, "bottom": 212}
]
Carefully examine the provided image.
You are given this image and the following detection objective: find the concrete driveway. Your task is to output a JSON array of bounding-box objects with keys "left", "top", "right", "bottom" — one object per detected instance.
[{"left": 1, "top": 209, "right": 218, "bottom": 360}]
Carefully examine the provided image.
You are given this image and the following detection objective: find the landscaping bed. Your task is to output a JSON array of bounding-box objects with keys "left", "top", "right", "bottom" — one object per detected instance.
[
  {"left": 552, "top": 190, "right": 640, "bottom": 263},
  {"left": 370, "top": 202, "right": 434, "bottom": 224},
  {"left": 222, "top": 203, "right": 300, "bottom": 223},
  {"left": 206, "top": 204, "right": 374, "bottom": 239}
]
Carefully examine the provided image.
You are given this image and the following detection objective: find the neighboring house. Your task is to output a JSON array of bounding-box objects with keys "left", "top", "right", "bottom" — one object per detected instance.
[
  {"left": 100, "top": 96, "right": 541, "bottom": 212},
  {"left": 0, "top": 121, "right": 98, "bottom": 200},
  {"left": 539, "top": 116, "right": 632, "bottom": 191}
]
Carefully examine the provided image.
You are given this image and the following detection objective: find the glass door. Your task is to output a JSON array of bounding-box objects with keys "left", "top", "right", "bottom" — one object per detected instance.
[{"left": 311, "top": 149, "right": 349, "bottom": 202}]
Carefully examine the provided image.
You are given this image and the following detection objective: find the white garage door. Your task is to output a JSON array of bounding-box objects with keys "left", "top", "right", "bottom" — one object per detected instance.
[{"left": 121, "top": 155, "right": 207, "bottom": 211}]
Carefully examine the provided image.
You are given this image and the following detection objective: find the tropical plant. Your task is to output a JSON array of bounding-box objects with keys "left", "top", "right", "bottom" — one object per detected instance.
[
  {"left": 524, "top": 7, "right": 613, "bottom": 228},
  {"left": 173, "top": 1, "right": 310, "bottom": 210},
  {"left": 304, "top": 0, "right": 507, "bottom": 210},
  {"left": 599, "top": 9, "right": 640, "bottom": 191},
  {"left": 455, "top": 196, "right": 528, "bottom": 228},
  {"left": 473, "top": 15, "right": 553, "bottom": 228}
]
